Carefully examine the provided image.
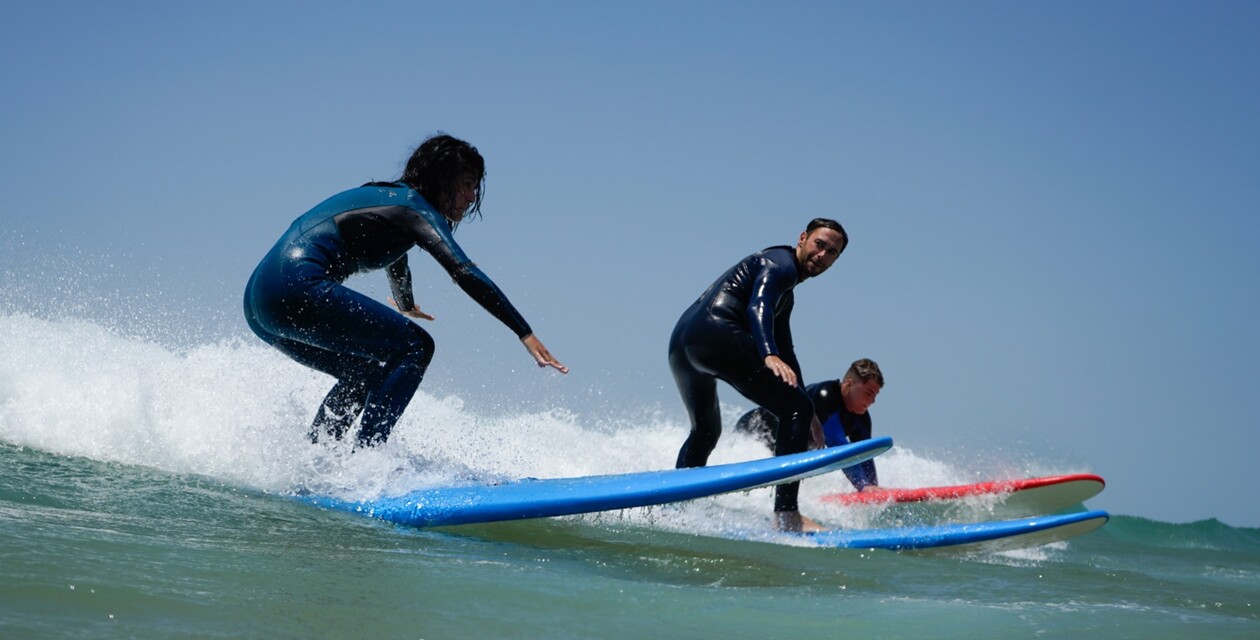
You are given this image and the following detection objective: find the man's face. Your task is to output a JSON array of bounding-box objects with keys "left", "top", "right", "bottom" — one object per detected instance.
[
  {"left": 841, "top": 377, "right": 881, "bottom": 415},
  {"left": 795, "top": 228, "right": 845, "bottom": 278}
]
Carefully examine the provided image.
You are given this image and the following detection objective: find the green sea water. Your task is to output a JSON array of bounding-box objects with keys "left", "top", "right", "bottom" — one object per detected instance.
[{"left": 2, "top": 444, "right": 1257, "bottom": 640}]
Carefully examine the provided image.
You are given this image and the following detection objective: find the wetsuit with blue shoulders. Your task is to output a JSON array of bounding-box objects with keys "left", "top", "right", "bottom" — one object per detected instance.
[
  {"left": 669, "top": 245, "right": 814, "bottom": 513},
  {"left": 734, "top": 380, "right": 878, "bottom": 490},
  {"left": 243, "top": 182, "right": 532, "bottom": 446}
]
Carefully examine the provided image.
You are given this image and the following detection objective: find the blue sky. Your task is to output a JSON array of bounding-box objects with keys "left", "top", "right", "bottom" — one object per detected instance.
[{"left": 2, "top": 1, "right": 1258, "bottom": 526}]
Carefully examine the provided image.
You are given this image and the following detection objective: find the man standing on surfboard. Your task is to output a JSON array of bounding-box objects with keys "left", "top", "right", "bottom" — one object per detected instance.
[
  {"left": 244, "top": 134, "right": 567, "bottom": 447},
  {"left": 669, "top": 218, "right": 847, "bottom": 532},
  {"left": 734, "top": 358, "right": 885, "bottom": 493}
]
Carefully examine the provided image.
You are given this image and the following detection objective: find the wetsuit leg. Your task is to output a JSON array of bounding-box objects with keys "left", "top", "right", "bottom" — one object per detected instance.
[
  {"left": 251, "top": 333, "right": 383, "bottom": 441},
  {"left": 311, "top": 377, "right": 372, "bottom": 442},
  {"left": 245, "top": 277, "right": 434, "bottom": 447},
  {"left": 670, "top": 323, "right": 722, "bottom": 468},
  {"left": 355, "top": 342, "right": 432, "bottom": 446},
  {"left": 718, "top": 364, "right": 814, "bottom": 513}
]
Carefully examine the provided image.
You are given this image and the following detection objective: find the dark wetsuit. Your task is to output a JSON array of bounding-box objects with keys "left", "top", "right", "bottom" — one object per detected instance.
[
  {"left": 669, "top": 245, "right": 813, "bottom": 513},
  {"left": 243, "top": 182, "right": 531, "bottom": 446},
  {"left": 734, "top": 379, "right": 878, "bottom": 490}
]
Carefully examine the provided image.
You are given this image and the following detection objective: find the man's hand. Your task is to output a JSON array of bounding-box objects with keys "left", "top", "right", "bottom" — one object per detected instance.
[{"left": 763, "top": 355, "right": 798, "bottom": 387}]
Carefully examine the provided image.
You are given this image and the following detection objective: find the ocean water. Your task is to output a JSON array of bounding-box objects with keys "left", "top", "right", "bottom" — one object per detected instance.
[{"left": 2, "top": 312, "right": 1257, "bottom": 639}]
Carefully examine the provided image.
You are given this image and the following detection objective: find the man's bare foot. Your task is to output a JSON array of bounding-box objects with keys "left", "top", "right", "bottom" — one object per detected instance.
[{"left": 774, "top": 510, "right": 826, "bottom": 532}]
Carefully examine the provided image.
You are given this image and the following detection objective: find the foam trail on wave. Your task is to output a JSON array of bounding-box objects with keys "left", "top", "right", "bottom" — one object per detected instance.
[{"left": 0, "top": 313, "right": 721, "bottom": 502}]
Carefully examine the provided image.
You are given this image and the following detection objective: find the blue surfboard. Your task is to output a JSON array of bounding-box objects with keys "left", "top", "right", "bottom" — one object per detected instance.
[
  {"left": 301, "top": 436, "right": 893, "bottom": 528},
  {"left": 801, "top": 509, "right": 1109, "bottom": 553}
]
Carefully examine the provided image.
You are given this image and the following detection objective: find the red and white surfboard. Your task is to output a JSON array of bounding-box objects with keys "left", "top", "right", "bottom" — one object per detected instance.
[{"left": 820, "top": 473, "right": 1105, "bottom": 516}]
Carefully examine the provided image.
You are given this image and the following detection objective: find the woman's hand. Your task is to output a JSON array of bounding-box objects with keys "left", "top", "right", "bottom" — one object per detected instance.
[
  {"left": 389, "top": 297, "right": 436, "bottom": 321},
  {"left": 522, "top": 334, "right": 568, "bottom": 374}
]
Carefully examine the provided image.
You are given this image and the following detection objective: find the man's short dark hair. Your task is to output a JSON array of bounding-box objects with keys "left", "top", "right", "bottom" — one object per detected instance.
[
  {"left": 806, "top": 218, "right": 848, "bottom": 254},
  {"left": 844, "top": 358, "right": 884, "bottom": 387}
]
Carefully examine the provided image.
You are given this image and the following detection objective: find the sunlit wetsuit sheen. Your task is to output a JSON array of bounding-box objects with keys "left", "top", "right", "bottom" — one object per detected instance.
[
  {"left": 669, "top": 245, "right": 813, "bottom": 513},
  {"left": 734, "top": 380, "right": 878, "bottom": 490},
  {"left": 243, "top": 182, "right": 531, "bottom": 446}
]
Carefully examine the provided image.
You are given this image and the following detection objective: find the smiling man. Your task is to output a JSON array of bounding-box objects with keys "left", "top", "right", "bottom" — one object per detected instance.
[{"left": 668, "top": 218, "right": 848, "bottom": 532}]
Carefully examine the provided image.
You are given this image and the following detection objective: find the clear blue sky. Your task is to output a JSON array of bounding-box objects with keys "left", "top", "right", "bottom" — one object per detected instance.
[{"left": 2, "top": 1, "right": 1258, "bottom": 526}]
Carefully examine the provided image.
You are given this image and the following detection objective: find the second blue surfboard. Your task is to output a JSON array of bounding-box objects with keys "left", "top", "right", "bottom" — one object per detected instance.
[{"left": 802, "top": 509, "right": 1110, "bottom": 553}]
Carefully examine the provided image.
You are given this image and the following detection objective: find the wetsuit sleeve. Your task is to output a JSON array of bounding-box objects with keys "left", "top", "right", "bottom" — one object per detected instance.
[
  {"left": 746, "top": 254, "right": 798, "bottom": 359},
  {"left": 844, "top": 461, "right": 878, "bottom": 490},
  {"left": 846, "top": 412, "right": 873, "bottom": 443},
  {"left": 386, "top": 255, "right": 415, "bottom": 311},
  {"left": 409, "top": 215, "right": 534, "bottom": 338},
  {"left": 773, "top": 292, "right": 803, "bottom": 384},
  {"left": 450, "top": 262, "right": 534, "bottom": 338},
  {"left": 843, "top": 414, "right": 877, "bottom": 489}
]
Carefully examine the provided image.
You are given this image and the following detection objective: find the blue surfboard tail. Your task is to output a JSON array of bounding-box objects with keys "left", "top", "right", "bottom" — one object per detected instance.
[{"left": 804, "top": 509, "right": 1110, "bottom": 553}]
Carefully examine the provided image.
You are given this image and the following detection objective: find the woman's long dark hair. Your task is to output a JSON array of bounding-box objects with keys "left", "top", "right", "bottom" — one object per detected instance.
[{"left": 400, "top": 134, "right": 486, "bottom": 229}]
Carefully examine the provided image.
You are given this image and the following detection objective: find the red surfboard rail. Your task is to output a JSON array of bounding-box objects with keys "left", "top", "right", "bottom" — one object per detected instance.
[{"left": 820, "top": 473, "right": 1105, "bottom": 507}]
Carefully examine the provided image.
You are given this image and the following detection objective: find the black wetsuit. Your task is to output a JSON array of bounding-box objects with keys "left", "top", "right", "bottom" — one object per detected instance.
[
  {"left": 243, "top": 182, "right": 531, "bottom": 446},
  {"left": 669, "top": 245, "right": 813, "bottom": 513},
  {"left": 734, "top": 379, "right": 878, "bottom": 490}
]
